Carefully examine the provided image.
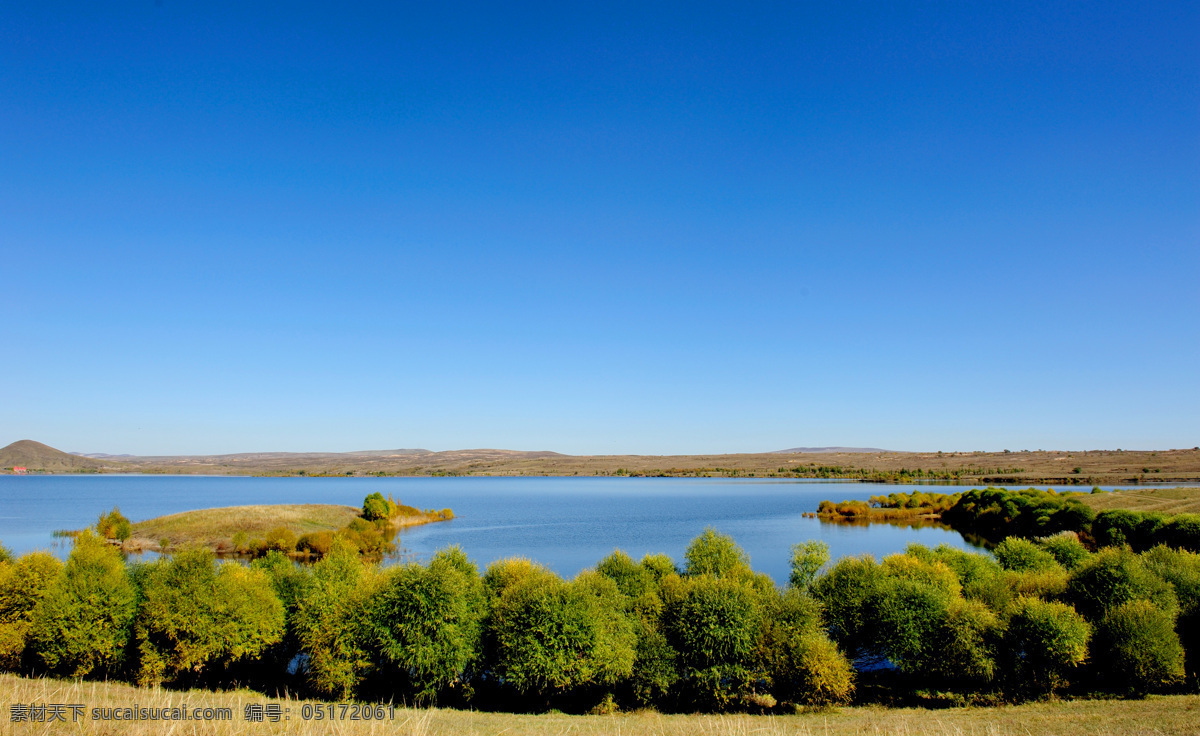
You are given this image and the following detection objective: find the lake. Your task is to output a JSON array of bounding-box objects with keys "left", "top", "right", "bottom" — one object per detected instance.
[{"left": 0, "top": 475, "right": 1152, "bottom": 584}]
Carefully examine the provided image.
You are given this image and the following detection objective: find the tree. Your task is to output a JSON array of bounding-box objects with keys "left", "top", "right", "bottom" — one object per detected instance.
[
  {"left": 0, "top": 552, "right": 62, "bottom": 670},
  {"left": 371, "top": 546, "right": 486, "bottom": 702},
  {"left": 789, "top": 541, "right": 829, "bottom": 592},
  {"left": 1002, "top": 597, "right": 1090, "bottom": 695},
  {"left": 134, "top": 547, "right": 285, "bottom": 686},
  {"left": 684, "top": 528, "right": 749, "bottom": 577},
  {"left": 28, "top": 532, "right": 137, "bottom": 676}
]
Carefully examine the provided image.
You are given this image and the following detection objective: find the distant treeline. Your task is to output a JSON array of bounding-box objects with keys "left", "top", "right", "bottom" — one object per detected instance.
[
  {"left": 0, "top": 521, "right": 1198, "bottom": 713},
  {"left": 821, "top": 487, "right": 1200, "bottom": 554}
]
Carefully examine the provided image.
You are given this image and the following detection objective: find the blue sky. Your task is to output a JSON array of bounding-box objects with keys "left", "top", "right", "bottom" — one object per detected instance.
[{"left": 2, "top": 2, "right": 1197, "bottom": 455}]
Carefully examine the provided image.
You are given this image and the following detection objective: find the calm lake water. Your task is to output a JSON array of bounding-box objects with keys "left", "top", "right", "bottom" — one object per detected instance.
[{"left": 0, "top": 476, "right": 1163, "bottom": 584}]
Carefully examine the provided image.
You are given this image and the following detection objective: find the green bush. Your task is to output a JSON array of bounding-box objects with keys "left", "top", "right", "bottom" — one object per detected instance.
[
  {"left": 596, "top": 550, "right": 655, "bottom": 599},
  {"left": 96, "top": 507, "right": 132, "bottom": 542},
  {"left": 811, "top": 556, "right": 881, "bottom": 659},
  {"left": 1140, "top": 545, "right": 1200, "bottom": 682},
  {"left": 483, "top": 562, "right": 634, "bottom": 699},
  {"left": 28, "top": 532, "right": 137, "bottom": 677},
  {"left": 767, "top": 632, "right": 854, "bottom": 707},
  {"left": 1038, "top": 533, "right": 1090, "bottom": 570},
  {"left": 933, "top": 598, "right": 1001, "bottom": 683},
  {"left": 789, "top": 541, "right": 829, "bottom": 592},
  {"left": 662, "top": 573, "right": 762, "bottom": 709},
  {"left": 1066, "top": 546, "right": 1177, "bottom": 621},
  {"left": 371, "top": 546, "right": 486, "bottom": 702},
  {"left": 994, "top": 537, "right": 1062, "bottom": 573},
  {"left": 362, "top": 492, "right": 393, "bottom": 521},
  {"left": 134, "top": 548, "right": 284, "bottom": 686},
  {"left": 1094, "top": 599, "right": 1185, "bottom": 692},
  {"left": 684, "top": 528, "right": 750, "bottom": 577},
  {"left": 1002, "top": 597, "right": 1090, "bottom": 694},
  {"left": 870, "top": 576, "right": 953, "bottom": 675},
  {"left": 293, "top": 540, "right": 380, "bottom": 698},
  {"left": 0, "top": 552, "right": 62, "bottom": 670}
]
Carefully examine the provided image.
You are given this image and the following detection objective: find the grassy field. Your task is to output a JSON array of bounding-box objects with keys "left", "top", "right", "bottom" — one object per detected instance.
[
  {"left": 1, "top": 675, "right": 1198, "bottom": 736},
  {"left": 1081, "top": 486, "right": 1200, "bottom": 514},
  {"left": 129, "top": 504, "right": 360, "bottom": 550}
]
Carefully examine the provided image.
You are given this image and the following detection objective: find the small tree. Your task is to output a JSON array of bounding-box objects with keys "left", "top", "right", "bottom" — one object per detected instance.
[
  {"left": 789, "top": 541, "right": 829, "bottom": 592},
  {"left": 994, "top": 537, "right": 1061, "bottom": 573},
  {"left": 684, "top": 528, "right": 749, "bottom": 578},
  {"left": 1095, "top": 599, "right": 1185, "bottom": 692},
  {"left": 135, "top": 548, "right": 285, "bottom": 686},
  {"left": 1002, "top": 597, "right": 1090, "bottom": 695},
  {"left": 28, "top": 532, "right": 137, "bottom": 676},
  {"left": 0, "top": 552, "right": 62, "bottom": 670}
]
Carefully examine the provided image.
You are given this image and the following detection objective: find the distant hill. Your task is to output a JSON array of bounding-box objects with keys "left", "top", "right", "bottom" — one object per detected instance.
[
  {"left": 771, "top": 447, "right": 890, "bottom": 454},
  {"left": 0, "top": 440, "right": 120, "bottom": 471}
]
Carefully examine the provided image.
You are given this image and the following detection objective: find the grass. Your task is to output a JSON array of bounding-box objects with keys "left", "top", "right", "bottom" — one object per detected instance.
[
  {"left": 2, "top": 675, "right": 1199, "bottom": 735},
  {"left": 1081, "top": 487, "right": 1200, "bottom": 514},
  {"left": 129, "top": 504, "right": 361, "bottom": 550}
]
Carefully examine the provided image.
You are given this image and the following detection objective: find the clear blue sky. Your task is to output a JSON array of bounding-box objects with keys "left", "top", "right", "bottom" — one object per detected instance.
[{"left": 2, "top": 2, "right": 1197, "bottom": 455}]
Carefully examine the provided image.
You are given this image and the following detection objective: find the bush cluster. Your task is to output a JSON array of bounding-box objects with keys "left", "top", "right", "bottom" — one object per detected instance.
[
  {"left": 0, "top": 527, "right": 1197, "bottom": 711},
  {"left": 1092, "top": 510, "right": 1200, "bottom": 553}
]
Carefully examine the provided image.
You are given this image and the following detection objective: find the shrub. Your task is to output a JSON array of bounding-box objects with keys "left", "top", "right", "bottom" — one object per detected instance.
[
  {"left": 96, "top": 507, "right": 132, "bottom": 542},
  {"left": 293, "top": 540, "right": 380, "bottom": 698},
  {"left": 362, "top": 492, "right": 393, "bottom": 521},
  {"left": 296, "top": 531, "right": 334, "bottom": 556},
  {"left": 789, "top": 541, "right": 829, "bottom": 592},
  {"left": 134, "top": 548, "right": 285, "bottom": 686},
  {"left": 1038, "top": 533, "right": 1090, "bottom": 570},
  {"left": 663, "top": 574, "right": 762, "bottom": 710},
  {"left": 1066, "top": 546, "right": 1177, "bottom": 621},
  {"left": 0, "top": 552, "right": 62, "bottom": 670},
  {"left": 994, "top": 537, "right": 1061, "bottom": 573},
  {"left": 1002, "top": 597, "right": 1090, "bottom": 694},
  {"left": 1094, "top": 599, "right": 1185, "bottom": 692},
  {"left": 28, "top": 532, "right": 137, "bottom": 676},
  {"left": 596, "top": 550, "right": 654, "bottom": 599},
  {"left": 684, "top": 528, "right": 750, "bottom": 578},
  {"left": 640, "top": 553, "right": 678, "bottom": 582},
  {"left": 371, "top": 546, "right": 486, "bottom": 702},
  {"left": 1003, "top": 568, "right": 1069, "bottom": 601},
  {"left": 870, "top": 576, "right": 953, "bottom": 675},
  {"left": 768, "top": 632, "right": 854, "bottom": 707},
  {"left": 484, "top": 563, "right": 634, "bottom": 699},
  {"left": 811, "top": 556, "right": 881, "bottom": 659},
  {"left": 263, "top": 526, "right": 298, "bottom": 554},
  {"left": 933, "top": 598, "right": 1001, "bottom": 683}
]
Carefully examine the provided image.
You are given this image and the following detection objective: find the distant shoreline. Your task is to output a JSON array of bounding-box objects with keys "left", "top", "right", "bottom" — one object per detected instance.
[{"left": 5, "top": 440, "right": 1200, "bottom": 485}]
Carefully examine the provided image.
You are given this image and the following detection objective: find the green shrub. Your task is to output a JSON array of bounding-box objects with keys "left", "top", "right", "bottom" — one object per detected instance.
[
  {"left": 663, "top": 573, "right": 762, "bottom": 709},
  {"left": 1094, "top": 599, "right": 1185, "bottom": 692},
  {"left": 933, "top": 598, "right": 1001, "bottom": 683},
  {"left": 1140, "top": 545, "right": 1200, "bottom": 682},
  {"left": 0, "top": 552, "right": 62, "bottom": 670},
  {"left": 994, "top": 537, "right": 1062, "bottom": 573},
  {"left": 293, "top": 541, "right": 380, "bottom": 698},
  {"left": 134, "top": 548, "right": 284, "bottom": 686},
  {"left": 1038, "top": 533, "right": 1090, "bottom": 570},
  {"left": 28, "top": 532, "right": 137, "bottom": 676},
  {"left": 767, "top": 632, "right": 854, "bottom": 707},
  {"left": 684, "top": 528, "right": 750, "bottom": 577},
  {"left": 483, "top": 562, "right": 634, "bottom": 699},
  {"left": 362, "top": 492, "right": 393, "bottom": 521},
  {"left": 96, "top": 507, "right": 132, "bottom": 542},
  {"left": 1066, "top": 546, "right": 1177, "bottom": 621},
  {"left": 789, "top": 541, "right": 829, "bottom": 592},
  {"left": 596, "top": 550, "right": 654, "bottom": 599},
  {"left": 371, "top": 546, "right": 486, "bottom": 702},
  {"left": 1001, "top": 597, "right": 1090, "bottom": 694},
  {"left": 1003, "top": 567, "right": 1069, "bottom": 601},
  {"left": 811, "top": 556, "right": 881, "bottom": 658},
  {"left": 870, "top": 576, "right": 953, "bottom": 675},
  {"left": 640, "top": 553, "right": 678, "bottom": 582}
]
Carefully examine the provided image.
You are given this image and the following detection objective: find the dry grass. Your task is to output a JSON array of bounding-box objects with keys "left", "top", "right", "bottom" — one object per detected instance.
[
  {"left": 129, "top": 504, "right": 360, "bottom": 550},
  {"left": 2, "top": 675, "right": 1199, "bottom": 735},
  {"left": 1080, "top": 487, "right": 1200, "bottom": 514},
  {"left": 108, "top": 448, "right": 1200, "bottom": 484}
]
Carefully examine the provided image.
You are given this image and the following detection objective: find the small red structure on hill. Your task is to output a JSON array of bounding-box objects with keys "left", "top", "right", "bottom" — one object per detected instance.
[{"left": 11, "top": 467, "right": 27, "bottom": 475}]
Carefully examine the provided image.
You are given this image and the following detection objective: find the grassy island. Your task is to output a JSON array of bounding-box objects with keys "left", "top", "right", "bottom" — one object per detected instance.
[{"left": 103, "top": 493, "right": 454, "bottom": 557}]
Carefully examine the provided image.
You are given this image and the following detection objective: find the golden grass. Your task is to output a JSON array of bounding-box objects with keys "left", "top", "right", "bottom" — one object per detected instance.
[
  {"left": 1081, "top": 487, "right": 1200, "bottom": 515},
  {"left": 2, "top": 675, "right": 1199, "bottom": 736},
  {"left": 129, "top": 504, "right": 360, "bottom": 550}
]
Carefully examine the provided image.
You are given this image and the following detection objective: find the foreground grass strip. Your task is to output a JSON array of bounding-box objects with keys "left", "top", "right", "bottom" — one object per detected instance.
[{"left": 2, "top": 676, "right": 1199, "bottom": 736}]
